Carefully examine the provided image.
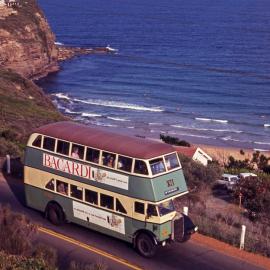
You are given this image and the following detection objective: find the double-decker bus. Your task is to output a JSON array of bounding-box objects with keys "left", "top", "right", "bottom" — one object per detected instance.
[{"left": 24, "top": 121, "right": 197, "bottom": 257}]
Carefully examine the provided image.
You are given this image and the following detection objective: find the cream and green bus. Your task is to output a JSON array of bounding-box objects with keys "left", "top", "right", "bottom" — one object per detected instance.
[{"left": 24, "top": 121, "right": 197, "bottom": 257}]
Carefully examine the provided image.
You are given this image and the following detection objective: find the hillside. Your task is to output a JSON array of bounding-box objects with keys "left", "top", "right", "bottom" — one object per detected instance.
[
  {"left": 0, "top": 68, "right": 65, "bottom": 156},
  {"left": 0, "top": 0, "right": 58, "bottom": 79},
  {"left": 0, "top": 0, "right": 66, "bottom": 157}
]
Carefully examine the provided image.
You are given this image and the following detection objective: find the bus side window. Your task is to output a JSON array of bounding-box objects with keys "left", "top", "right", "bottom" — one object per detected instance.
[
  {"left": 116, "top": 198, "right": 127, "bottom": 214},
  {"left": 32, "top": 135, "right": 42, "bottom": 148},
  {"left": 100, "top": 194, "right": 114, "bottom": 210},
  {"left": 134, "top": 160, "right": 148, "bottom": 175},
  {"left": 86, "top": 148, "right": 100, "bottom": 164},
  {"left": 56, "top": 180, "right": 68, "bottom": 196},
  {"left": 57, "top": 140, "right": 70, "bottom": 156},
  {"left": 117, "top": 155, "right": 132, "bottom": 172},
  {"left": 134, "top": 201, "right": 145, "bottom": 214},
  {"left": 71, "top": 144, "right": 85, "bottom": 159},
  {"left": 43, "top": 137, "right": 55, "bottom": 152},
  {"left": 70, "top": 185, "right": 83, "bottom": 200},
  {"left": 45, "top": 178, "right": 55, "bottom": 191},
  {"left": 85, "top": 189, "right": 98, "bottom": 205},
  {"left": 102, "top": 152, "right": 116, "bottom": 168}
]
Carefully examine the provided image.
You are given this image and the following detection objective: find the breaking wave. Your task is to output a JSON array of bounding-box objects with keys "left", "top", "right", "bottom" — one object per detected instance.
[
  {"left": 74, "top": 98, "right": 164, "bottom": 112},
  {"left": 107, "top": 117, "right": 130, "bottom": 122},
  {"left": 81, "top": 112, "right": 102, "bottom": 118},
  {"left": 171, "top": 124, "right": 242, "bottom": 133},
  {"left": 195, "top": 117, "right": 228, "bottom": 123},
  {"left": 52, "top": 93, "right": 71, "bottom": 101}
]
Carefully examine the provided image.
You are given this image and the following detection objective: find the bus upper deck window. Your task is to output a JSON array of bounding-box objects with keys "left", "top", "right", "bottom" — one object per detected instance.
[
  {"left": 71, "top": 144, "right": 85, "bottom": 159},
  {"left": 134, "top": 160, "right": 148, "bottom": 175},
  {"left": 117, "top": 155, "right": 132, "bottom": 172},
  {"left": 165, "top": 153, "right": 179, "bottom": 171},
  {"left": 57, "top": 140, "right": 70, "bottom": 156},
  {"left": 43, "top": 137, "right": 55, "bottom": 152},
  {"left": 149, "top": 158, "right": 165, "bottom": 175},
  {"left": 86, "top": 148, "right": 100, "bottom": 164},
  {"left": 32, "top": 135, "right": 42, "bottom": 148},
  {"left": 102, "top": 152, "right": 116, "bottom": 168}
]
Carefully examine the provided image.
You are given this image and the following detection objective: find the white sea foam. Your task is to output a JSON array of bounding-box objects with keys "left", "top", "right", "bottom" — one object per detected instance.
[
  {"left": 264, "top": 124, "right": 270, "bottom": 127},
  {"left": 253, "top": 148, "right": 270, "bottom": 152},
  {"left": 195, "top": 117, "right": 228, "bottom": 123},
  {"left": 74, "top": 98, "right": 163, "bottom": 112},
  {"left": 94, "top": 122, "right": 118, "bottom": 128},
  {"left": 64, "top": 108, "right": 81, "bottom": 115},
  {"left": 54, "top": 41, "right": 64, "bottom": 46},
  {"left": 127, "top": 126, "right": 135, "bottom": 129},
  {"left": 52, "top": 93, "right": 71, "bottom": 101},
  {"left": 170, "top": 132, "right": 214, "bottom": 139},
  {"left": 171, "top": 124, "right": 242, "bottom": 133},
  {"left": 149, "top": 122, "right": 162, "bottom": 126},
  {"left": 107, "top": 117, "right": 130, "bottom": 122},
  {"left": 81, "top": 112, "right": 102, "bottom": 118},
  {"left": 254, "top": 141, "right": 270, "bottom": 146},
  {"left": 221, "top": 136, "right": 242, "bottom": 142}
]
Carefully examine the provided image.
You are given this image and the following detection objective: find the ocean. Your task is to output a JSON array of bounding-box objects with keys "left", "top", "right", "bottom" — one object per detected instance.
[{"left": 37, "top": 0, "right": 270, "bottom": 151}]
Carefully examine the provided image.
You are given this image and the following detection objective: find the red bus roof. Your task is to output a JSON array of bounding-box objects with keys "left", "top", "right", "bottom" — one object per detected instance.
[{"left": 34, "top": 121, "right": 175, "bottom": 159}]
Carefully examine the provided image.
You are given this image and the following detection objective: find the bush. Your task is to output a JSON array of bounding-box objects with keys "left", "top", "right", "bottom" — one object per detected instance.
[
  {"left": 0, "top": 205, "right": 37, "bottom": 255},
  {"left": 234, "top": 176, "right": 270, "bottom": 218},
  {"left": 160, "top": 134, "right": 191, "bottom": 147},
  {"left": 179, "top": 153, "right": 222, "bottom": 190},
  {"left": 32, "top": 243, "right": 58, "bottom": 269}
]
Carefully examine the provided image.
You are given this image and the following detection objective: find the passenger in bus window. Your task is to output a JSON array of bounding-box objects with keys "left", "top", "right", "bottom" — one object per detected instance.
[
  {"left": 57, "top": 182, "right": 68, "bottom": 195},
  {"left": 71, "top": 146, "right": 80, "bottom": 159},
  {"left": 107, "top": 156, "right": 115, "bottom": 168}
]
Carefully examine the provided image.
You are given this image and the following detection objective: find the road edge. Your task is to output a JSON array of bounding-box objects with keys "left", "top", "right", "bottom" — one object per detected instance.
[{"left": 192, "top": 233, "right": 269, "bottom": 270}]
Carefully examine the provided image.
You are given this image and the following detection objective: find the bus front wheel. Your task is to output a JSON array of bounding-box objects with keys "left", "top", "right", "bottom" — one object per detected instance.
[
  {"left": 46, "top": 203, "right": 65, "bottom": 226},
  {"left": 136, "top": 233, "right": 157, "bottom": 258}
]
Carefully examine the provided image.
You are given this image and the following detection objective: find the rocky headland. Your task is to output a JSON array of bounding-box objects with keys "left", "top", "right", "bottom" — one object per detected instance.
[{"left": 0, "top": 0, "right": 114, "bottom": 157}]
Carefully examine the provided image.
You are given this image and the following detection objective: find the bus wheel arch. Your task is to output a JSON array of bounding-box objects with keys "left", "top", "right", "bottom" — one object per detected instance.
[
  {"left": 133, "top": 229, "right": 158, "bottom": 258},
  {"left": 45, "top": 201, "right": 66, "bottom": 226}
]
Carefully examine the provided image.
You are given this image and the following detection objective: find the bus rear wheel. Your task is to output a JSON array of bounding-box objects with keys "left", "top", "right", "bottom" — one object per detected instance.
[
  {"left": 46, "top": 203, "right": 65, "bottom": 226},
  {"left": 136, "top": 233, "right": 157, "bottom": 258}
]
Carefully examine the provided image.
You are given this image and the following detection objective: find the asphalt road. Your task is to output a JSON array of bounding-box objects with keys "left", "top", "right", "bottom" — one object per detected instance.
[{"left": 0, "top": 172, "right": 266, "bottom": 270}]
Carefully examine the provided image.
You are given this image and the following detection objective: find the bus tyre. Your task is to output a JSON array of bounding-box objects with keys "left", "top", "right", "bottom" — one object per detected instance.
[
  {"left": 46, "top": 203, "right": 65, "bottom": 226},
  {"left": 136, "top": 233, "right": 157, "bottom": 258}
]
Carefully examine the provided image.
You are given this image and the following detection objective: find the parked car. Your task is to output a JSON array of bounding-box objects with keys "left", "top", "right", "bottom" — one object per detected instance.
[
  {"left": 216, "top": 174, "right": 239, "bottom": 190},
  {"left": 239, "top": 172, "right": 257, "bottom": 179}
]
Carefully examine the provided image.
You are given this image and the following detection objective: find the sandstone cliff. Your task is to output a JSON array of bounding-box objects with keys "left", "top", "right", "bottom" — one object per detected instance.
[{"left": 0, "top": 0, "right": 59, "bottom": 79}]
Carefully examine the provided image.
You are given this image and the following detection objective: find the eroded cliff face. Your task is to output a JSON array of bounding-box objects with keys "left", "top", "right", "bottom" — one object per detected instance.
[{"left": 0, "top": 0, "right": 59, "bottom": 79}]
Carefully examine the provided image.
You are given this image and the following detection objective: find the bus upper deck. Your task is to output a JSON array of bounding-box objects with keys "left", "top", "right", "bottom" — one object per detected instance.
[{"left": 25, "top": 121, "right": 188, "bottom": 202}]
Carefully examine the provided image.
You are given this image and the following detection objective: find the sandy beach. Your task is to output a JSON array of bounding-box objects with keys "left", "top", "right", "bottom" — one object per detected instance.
[{"left": 197, "top": 143, "right": 270, "bottom": 166}]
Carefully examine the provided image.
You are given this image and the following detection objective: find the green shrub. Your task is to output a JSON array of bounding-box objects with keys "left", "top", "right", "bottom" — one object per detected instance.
[
  {"left": 160, "top": 134, "right": 191, "bottom": 147},
  {"left": 178, "top": 153, "right": 222, "bottom": 190}
]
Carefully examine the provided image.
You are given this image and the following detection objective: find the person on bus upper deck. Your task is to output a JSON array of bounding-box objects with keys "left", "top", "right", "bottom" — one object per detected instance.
[
  {"left": 107, "top": 156, "right": 115, "bottom": 168},
  {"left": 71, "top": 146, "right": 80, "bottom": 159}
]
